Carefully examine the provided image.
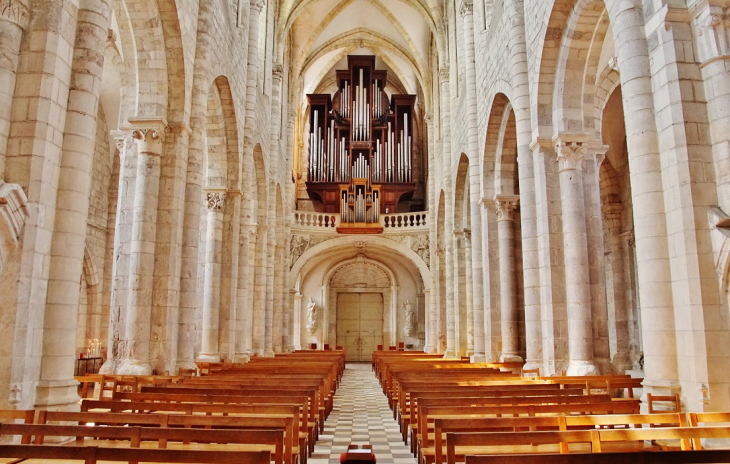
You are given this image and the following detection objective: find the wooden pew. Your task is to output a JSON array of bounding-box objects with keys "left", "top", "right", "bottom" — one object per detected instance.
[
  {"left": 0, "top": 444, "right": 271, "bottom": 464},
  {"left": 445, "top": 427, "right": 730, "bottom": 464},
  {"left": 414, "top": 401, "right": 641, "bottom": 460},
  {"left": 430, "top": 413, "right": 686, "bottom": 464},
  {"left": 0, "top": 410, "right": 35, "bottom": 445},
  {"left": 39, "top": 409, "right": 297, "bottom": 464},
  {"left": 465, "top": 450, "right": 730, "bottom": 464},
  {"left": 0, "top": 423, "right": 285, "bottom": 464}
]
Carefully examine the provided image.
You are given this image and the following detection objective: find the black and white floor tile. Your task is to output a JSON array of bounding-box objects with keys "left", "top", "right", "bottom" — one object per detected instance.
[{"left": 309, "top": 363, "right": 416, "bottom": 464}]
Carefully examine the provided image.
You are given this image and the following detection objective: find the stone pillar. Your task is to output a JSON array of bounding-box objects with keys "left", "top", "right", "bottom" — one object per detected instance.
[
  {"left": 199, "top": 190, "right": 225, "bottom": 361},
  {"left": 424, "top": 113, "right": 438, "bottom": 354},
  {"left": 459, "top": 0, "right": 486, "bottom": 363},
  {"left": 244, "top": 224, "right": 259, "bottom": 356},
  {"left": 693, "top": 2, "right": 730, "bottom": 211},
  {"left": 554, "top": 137, "right": 597, "bottom": 376},
  {"left": 436, "top": 248, "right": 446, "bottom": 353},
  {"left": 273, "top": 239, "right": 285, "bottom": 353},
  {"left": 253, "top": 224, "right": 268, "bottom": 356},
  {"left": 505, "top": 0, "right": 541, "bottom": 371},
  {"left": 234, "top": 220, "right": 252, "bottom": 363},
  {"left": 439, "top": 66, "right": 457, "bottom": 359},
  {"left": 264, "top": 208, "right": 275, "bottom": 357},
  {"left": 35, "top": 0, "right": 113, "bottom": 407},
  {"left": 607, "top": 0, "right": 678, "bottom": 396},
  {"left": 0, "top": 0, "right": 29, "bottom": 179},
  {"left": 219, "top": 191, "right": 241, "bottom": 362},
  {"left": 116, "top": 120, "right": 167, "bottom": 375},
  {"left": 452, "top": 230, "right": 466, "bottom": 356},
  {"left": 464, "top": 230, "right": 474, "bottom": 357},
  {"left": 495, "top": 195, "right": 522, "bottom": 362},
  {"left": 603, "top": 202, "right": 631, "bottom": 371},
  {"left": 479, "top": 197, "right": 498, "bottom": 360}
]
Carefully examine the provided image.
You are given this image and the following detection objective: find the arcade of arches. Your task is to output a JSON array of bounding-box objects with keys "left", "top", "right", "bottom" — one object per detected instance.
[{"left": 0, "top": 0, "right": 730, "bottom": 416}]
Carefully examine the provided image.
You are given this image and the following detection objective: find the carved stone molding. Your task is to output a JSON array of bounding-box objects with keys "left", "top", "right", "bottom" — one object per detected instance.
[
  {"left": 204, "top": 191, "right": 225, "bottom": 211},
  {"left": 272, "top": 63, "right": 283, "bottom": 81},
  {"left": 693, "top": 4, "right": 730, "bottom": 64},
  {"left": 251, "top": 0, "right": 266, "bottom": 14},
  {"left": 460, "top": 0, "right": 473, "bottom": 17},
  {"left": 494, "top": 195, "right": 520, "bottom": 222},
  {"left": 439, "top": 67, "right": 450, "bottom": 84},
  {"left": 555, "top": 140, "right": 587, "bottom": 172},
  {"left": 608, "top": 56, "right": 619, "bottom": 70},
  {"left": 0, "top": 0, "right": 29, "bottom": 30},
  {"left": 126, "top": 118, "right": 167, "bottom": 156}
]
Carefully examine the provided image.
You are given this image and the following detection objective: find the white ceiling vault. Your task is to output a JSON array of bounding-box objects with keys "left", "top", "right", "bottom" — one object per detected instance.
[{"left": 277, "top": 0, "right": 445, "bottom": 110}]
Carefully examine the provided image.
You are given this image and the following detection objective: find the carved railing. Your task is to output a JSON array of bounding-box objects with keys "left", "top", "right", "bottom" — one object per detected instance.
[
  {"left": 381, "top": 212, "right": 428, "bottom": 230},
  {"left": 292, "top": 212, "right": 340, "bottom": 229}
]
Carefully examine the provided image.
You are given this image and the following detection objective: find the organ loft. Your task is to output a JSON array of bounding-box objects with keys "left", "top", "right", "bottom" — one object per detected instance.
[{"left": 304, "top": 56, "right": 421, "bottom": 233}]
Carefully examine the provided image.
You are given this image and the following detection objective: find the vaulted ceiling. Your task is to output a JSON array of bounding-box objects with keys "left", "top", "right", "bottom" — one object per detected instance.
[{"left": 279, "top": 0, "right": 443, "bottom": 108}]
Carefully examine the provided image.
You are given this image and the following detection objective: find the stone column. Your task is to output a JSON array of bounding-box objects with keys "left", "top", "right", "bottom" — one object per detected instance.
[
  {"left": 199, "top": 190, "right": 225, "bottom": 361},
  {"left": 264, "top": 208, "right": 275, "bottom": 357},
  {"left": 220, "top": 191, "right": 241, "bottom": 362},
  {"left": 603, "top": 202, "right": 631, "bottom": 371},
  {"left": 436, "top": 248, "right": 446, "bottom": 353},
  {"left": 253, "top": 224, "right": 268, "bottom": 356},
  {"left": 0, "top": 0, "right": 29, "bottom": 179},
  {"left": 244, "top": 224, "right": 258, "bottom": 356},
  {"left": 607, "top": 0, "right": 678, "bottom": 396},
  {"left": 452, "top": 230, "right": 466, "bottom": 356},
  {"left": 693, "top": 2, "right": 730, "bottom": 211},
  {"left": 464, "top": 230, "right": 474, "bottom": 357},
  {"left": 459, "top": 0, "right": 487, "bottom": 363},
  {"left": 554, "top": 137, "right": 597, "bottom": 376},
  {"left": 424, "top": 113, "right": 438, "bottom": 354},
  {"left": 273, "top": 239, "right": 285, "bottom": 353},
  {"left": 35, "top": 0, "right": 112, "bottom": 407},
  {"left": 505, "top": 0, "right": 541, "bottom": 371},
  {"left": 479, "top": 197, "right": 497, "bottom": 360},
  {"left": 117, "top": 120, "right": 167, "bottom": 375},
  {"left": 233, "top": 220, "right": 251, "bottom": 362},
  {"left": 495, "top": 195, "right": 522, "bottom": 362},
  {"left": 439, "top": 66, "right": 457, "bottom": 359}
]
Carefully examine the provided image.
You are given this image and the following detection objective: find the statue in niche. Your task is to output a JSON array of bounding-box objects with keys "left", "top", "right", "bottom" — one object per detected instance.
[
  {"left": 306, "top": 297, "right": 317, "bottom": 335},
  {"left": 403, "top": 299, "right": 415, "bottom": 336}
]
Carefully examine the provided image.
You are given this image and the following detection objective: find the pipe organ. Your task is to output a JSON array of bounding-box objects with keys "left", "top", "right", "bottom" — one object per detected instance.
[{"left": 305, "top": 55, "right": 417, "bottom": 233}]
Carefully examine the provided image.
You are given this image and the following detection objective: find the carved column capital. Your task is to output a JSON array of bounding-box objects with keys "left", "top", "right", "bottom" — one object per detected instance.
[
  {"left": 439, "top": 67, "right": 450, "bottom": 84},
  {"left": 554, "top": 138, "right": 588, "bottom": 172},
  {"left": 0, "top": 0, "right": 29, "bottom": 29},
  {"left": 460, "top": 0, "right": 474, "bottom": 17},
  {"left": 692, "top": 3, "right": 730, "bottom": 64},
  {"left": 203, "top": 191, "right": 226, "bottom": 211},
  {"left": 494, "top": 195, "right": 520, "bottom": 222},
  {"left": 126, "top": 118, "right": 168, "bottom": 156},
  {"left": 251, "top": 0, "right": 266, "bottom": 14},
  {"left": 272, "top": 63, "right": 284, "bottom": 81}
]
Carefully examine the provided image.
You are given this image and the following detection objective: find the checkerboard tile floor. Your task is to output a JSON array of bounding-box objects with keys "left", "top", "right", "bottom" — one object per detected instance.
[{"left": 309, "top": 363, "right": 416, "bottom": 464}]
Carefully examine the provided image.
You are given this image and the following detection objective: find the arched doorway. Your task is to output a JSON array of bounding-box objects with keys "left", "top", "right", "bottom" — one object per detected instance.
[{"left": 331, "top": 258, "right": 392, "bottom": 361}]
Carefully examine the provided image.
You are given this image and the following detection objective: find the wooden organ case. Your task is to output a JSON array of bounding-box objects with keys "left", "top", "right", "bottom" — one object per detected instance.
[{"left": 306, "top": 56, "right": 417, "bottom": 234}]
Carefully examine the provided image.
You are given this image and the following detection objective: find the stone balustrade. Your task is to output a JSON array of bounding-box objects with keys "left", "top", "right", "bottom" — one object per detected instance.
[
  {"left": 381, "top": 212, "right": 428, "bottom": 229},
  {"left": 292, "top": 212, "right": 340, "bottom": 229}
]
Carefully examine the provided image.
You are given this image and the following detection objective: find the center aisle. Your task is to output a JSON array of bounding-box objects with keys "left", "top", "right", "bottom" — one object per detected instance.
[{"left": 309, "top": 363, "right": 417, "bottom": 464}]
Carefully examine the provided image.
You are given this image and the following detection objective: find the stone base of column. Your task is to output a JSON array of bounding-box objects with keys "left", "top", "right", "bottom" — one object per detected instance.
[
  {"left": 34, "top": 380, "right": 81, "bottom": 411},
  {"left": 466, "top": 350, "right": 475, "bottom": 357},
  {"left": 197, "top": 353, "right": 221, "bottom": 362},
  {"left": 263, "top": 350, "right": 275, "bottom": 358},
  {"left": 116, "top": 358, "right": 153, "bottom": 375},
  {"left": 521, "top": 360, "right": 543, "bottom": 374},
  {"left": 470, "top": 354, "right": 487, "bottom": 363},
  {"left": 234, "top": 353, "right": 251, "bottom": 363},
  {"left": 566, "top": 360, "right": 599, "bottom": 376},
  {"left": 423, "top": 344, "right": 437, "bottom": 353},
  {"left": 500, "top": 353, "right": 524, "bottom": 363},
  {"left": 611, "top": 351, "right": 633, "bottom": 374},
  {"left": 176, "top": 361, "right": 198, "bottom": 373},
  {"left": 443, "top": 350, "right": 459, "bottom": 359}
]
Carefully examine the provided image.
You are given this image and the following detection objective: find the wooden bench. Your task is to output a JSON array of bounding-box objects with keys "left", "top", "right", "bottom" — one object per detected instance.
[
  {"left": 429, "top": 413, "right": 687, "bottom": 464},
  {"left": 0, "top": 443, "right": 271, "bottom": 464},
  {"left": 0, "top": 423, "right": 285, "bottom": 464},
  {"left": 445, "top": 426, "right": 730, "bottom": 464},
  {"left": 464, "top": 449, "right": 730, "bottom": 464}
]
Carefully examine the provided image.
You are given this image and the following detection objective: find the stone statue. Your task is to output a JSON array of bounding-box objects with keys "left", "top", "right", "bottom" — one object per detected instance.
[
  {"left": 403, "top": 299, "right": 415, "bottom": 336},
  {"left": 306, "top": 297, "right": 317, "bottom": 334}
]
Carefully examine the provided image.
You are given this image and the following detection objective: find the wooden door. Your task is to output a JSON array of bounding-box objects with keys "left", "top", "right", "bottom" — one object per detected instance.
[{"left": 336, "top": 293, "right": 384, "bottom": 361}]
